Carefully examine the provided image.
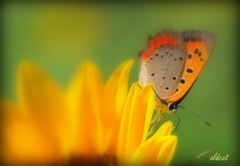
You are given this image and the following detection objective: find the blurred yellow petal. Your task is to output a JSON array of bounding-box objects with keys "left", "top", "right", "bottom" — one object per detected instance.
[
  {"left": 67, "top": 61, "right": 105, "bottom": 155},
  {"left": 2, "top": 59, "right": 178, "bottom": 165},
  {"left": 17, "top": 62, "right": 66, "bottom": 115},
  {"left": 1, "top": 99, "right": 60, "bottom": 165},
  {"left": 17, "top": 62, "right": 72, "bottom": 157}
]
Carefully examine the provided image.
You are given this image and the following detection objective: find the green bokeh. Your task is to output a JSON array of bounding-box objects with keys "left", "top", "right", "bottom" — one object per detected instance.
[{"left": 2, "top": 1, "right": 238, "bottom": 165}]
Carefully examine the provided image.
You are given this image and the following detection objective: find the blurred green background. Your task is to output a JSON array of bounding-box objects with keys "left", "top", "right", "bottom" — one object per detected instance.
[{"left": 2, "top": 1, "right": 238, "bottom": 165}]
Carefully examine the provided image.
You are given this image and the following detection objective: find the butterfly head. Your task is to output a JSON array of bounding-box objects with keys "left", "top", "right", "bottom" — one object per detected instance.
[
  {"left": 154, "top": 97, "right": 178, "bottom": 115},
  {"left": 168, "top": 102, "right": 178, "bottom": 113}
]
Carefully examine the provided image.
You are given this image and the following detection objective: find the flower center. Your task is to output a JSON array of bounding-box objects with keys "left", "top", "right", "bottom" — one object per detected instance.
[{"left": 68, "top": 154, "right": 118, "bottom": 166}]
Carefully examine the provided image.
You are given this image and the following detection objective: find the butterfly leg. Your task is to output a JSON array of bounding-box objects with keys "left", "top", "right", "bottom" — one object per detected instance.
[
  {"left": 137, "top": 81, "right": 143, "bottom": 89},
  {"left": 148, "top": 113, "right": 167, "bottom": 131}
]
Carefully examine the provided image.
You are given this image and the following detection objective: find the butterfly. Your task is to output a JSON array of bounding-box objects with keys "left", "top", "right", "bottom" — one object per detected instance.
[{"left": 138, "top": 29, "right": 216, "bottom": 125}]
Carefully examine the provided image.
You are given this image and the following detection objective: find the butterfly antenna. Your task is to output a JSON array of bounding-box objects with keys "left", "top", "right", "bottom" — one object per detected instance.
[
  {"left": 149, "top": 116, "right": 159, "bottom": 132},
  {"left": 178, "top": 106, "right": 211, "bottom": 126},
  {"left": 172, "top": 112, "right": 180, "bottom": 131}
]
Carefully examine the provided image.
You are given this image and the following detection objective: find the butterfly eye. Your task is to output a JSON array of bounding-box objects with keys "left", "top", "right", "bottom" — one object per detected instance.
[{"left": 168, "top": 103, "right": 178, "bottom": 112}]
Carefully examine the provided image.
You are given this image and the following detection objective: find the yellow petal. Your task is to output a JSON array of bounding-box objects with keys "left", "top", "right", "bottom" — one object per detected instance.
[
  {"left": 18, "top": 62, "right": 66, "bottom": 115},
  {"left": 155, "top": 136, "right": 178, "bottom": 166},
  {"left": 1, "top": 99, "right": 60, "bottom": 164},
  {"left": 105, "top": 60, "right": 134, "bottom": 155},
  {"left": 117, "top": 83, "right": 141, "bottom": 163},
  {"left": 147, "top": 121, "right": 173, "bottom": 144},
  {"left": 105, "top": 60, "right": 134, "bottom": 116},
  {"left": 129, "top": 135, "right": 178, "bottom": 166},
  {"left": 126, "top": 84, "right": 155, "bottom": 155},
  {"left": 67, "top": 61, "right": 106, "bottom": 155},
  {"left": 67, "top": 60, "right": 134, "bottom": 156},
  {"left": 117, "top": 83, "right": 155, "bottom": 164},
  {"left": 137, "top": 84, "right": 156, "bottom": 145},
  {"left": 17, "top": 62, "right": 71, "bottom": 157}
]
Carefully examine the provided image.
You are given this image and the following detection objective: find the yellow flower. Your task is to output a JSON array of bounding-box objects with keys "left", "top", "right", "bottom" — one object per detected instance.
[{"left": 1, "top": 60, "right": 177, "bottom": 165}]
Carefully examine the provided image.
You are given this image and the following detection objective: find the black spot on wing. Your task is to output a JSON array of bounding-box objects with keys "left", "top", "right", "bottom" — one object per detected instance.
[
  {"left": 186, "top": 68, "right": 193, "bottom": 73},
  {"left": 180, "top": 79, "right": 186, "bottom": 84},
  {"left": 188, "top": 54, "right": 192, "bottom": 59},
  {"left": 198, "top": 51, "right": 202, "bottom": 57}
]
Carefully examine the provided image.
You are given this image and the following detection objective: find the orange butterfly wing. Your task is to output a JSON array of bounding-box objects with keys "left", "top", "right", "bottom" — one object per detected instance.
[{"left": 168, "top": 31, "right": 216, "bottom": 103}]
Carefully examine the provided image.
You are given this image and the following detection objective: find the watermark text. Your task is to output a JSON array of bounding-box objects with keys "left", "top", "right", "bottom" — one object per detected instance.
[{"left": 210, "top": 152, "right": 229, "bottom": 161}]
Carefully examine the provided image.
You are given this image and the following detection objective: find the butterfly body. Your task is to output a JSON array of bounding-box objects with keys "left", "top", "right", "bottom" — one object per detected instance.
[{"left": 139, "top": 29, "right": 216, "bottom": 116}]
